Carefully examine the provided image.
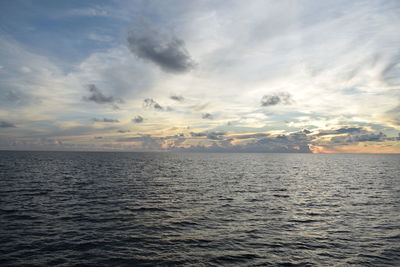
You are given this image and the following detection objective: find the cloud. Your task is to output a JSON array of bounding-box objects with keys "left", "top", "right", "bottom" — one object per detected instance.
[
  {"left": 312, "top": 126, "right": 398, "bottom": 148},
  {"left": 352, "top": 132, "right": 387, "bottom": 142},
  {"left": 206, "top": 131, "right": 226, "bottom": 140},
  {"left": 170, "top": 95, "right": 184, "bottom": 102},
  {"left": 316, "top": 126, "right": 364, "bottom": 136},
  {"left": 177, "top": 130, "right": 312, "bottom": 153},
  {"left": 385, "top": 104, "right": 400, "bottom": 126},
  {"left": 83, "top": 84, "right": 122, "bottom": 108},
  {"left": 232, "top": 133, "right": 269, "bottom": 139},
  {"left": 190, "top": 132, "right": 207, "bottom": 137},
  {"left": 190, "top": 131, "right": 226, "bottom": 140},
  {"left": 186, "top": 131, "right": 308, "bottom": 153},
  {"left": 127, "top": 27, "right": 195, "bottom": 73},
  {"left": 92, "top": 118, "right": 119, "bottom": 123},
  {"left": 387, "top": 133, "right": 400, "bottom": 141},
  {"left": 202, "top": 113, "right": 213, "bottom": 119},
  {"left": 142, "top": 98, "right": 173, "bottom": 112},
  {"left": 165, "top": 136, "right": 186, "bottom": 149},
  {"left": 0, "top": 121, "right": 16, "bottom": 128},
  {"left": 242, "top": 131, "right": 312, "bottom": 152},
  {"left": 3, "top": 89, "right": 43, "bottom": 107},
  {"left": 6, "top": 91, "right": 21, "bottom": 102},
  {"left": 143, "top": 98, "right": 163, "bottom": 110},
  {"left": 117, "top": 129, "right": 130, "bottom": 133},
  {"left": 132, "top": 115, "right": 144, "bottom": 123},
  {"left": 331, "top": 132, "right": 387, "bottom": 144},
  {"left": 261, "top": 92, "right": 292, "bottom": 107},
  {"left": 380, "top": 54, "right": 400, "bottom": 86},
  {"left": 84, "top": 84, "right": 113, "bottom": 103}
]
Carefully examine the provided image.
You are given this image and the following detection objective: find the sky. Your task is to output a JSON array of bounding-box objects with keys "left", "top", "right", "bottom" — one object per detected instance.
[{"left": 0, "top": 0, "right": 399, "bottom": 153}]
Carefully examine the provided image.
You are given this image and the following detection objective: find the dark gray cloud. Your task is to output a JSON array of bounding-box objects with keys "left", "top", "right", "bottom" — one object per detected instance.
[
  {"left": 143, "top": 98, "right": 173, "bottom": 112},
  {"left": 0, "top": 121, "right": 16, "bottom": 128},
  {"left": 316, "top": 126, "right": 364, "bottom": 136},
  {"left": 94, "top": 136, "right": 103, "bottom": 139},
  {"left": 188, "top": 130, "right": 312, "bottom": 152},
  {"left": 127, "top": 28, "right": 195, "bottom": 73},
  {"left": 331, "top": 132, "right": 387, "bottom": 144},
  {"left": 83, "top": 84, "right": 122, "bottom": 108},
  {"left": 244, "top": 131, "right": 312, "bottom": 152},
  {"left": 228, "top": 130, "right": 312, "bottom": 153},
  {"left": 254, "top": 130, "right": 312, "bottom": 151},
  {"left": 232, "top": 133, "right": 269, "bottom": 139},
  {"left": 170, "top": 95, "right": 184, "bottom": 102},
  {"left": 387, "top": 133, "right": 400, "bottom": 141},
  {"left": 132, "top": 115, "right": 144, "bottom": 123},
  {"left": 84, "top": 84, "right": 113, "bottom": 103},
  {"left": 175, "top": 130, "right": 312, "bottom": 153},
  {"left": 144, "top": 98, "right": 163, "bottom": 110},
  {"left": 352, "top": 132, "right": 387, "bottom": 142},
  {"left": 310, "top": 126, "right": 394, "bottom": 145},
  {"left": 92, "top": 118, "right": 119, "bottom": 123},
  {"left": 190, "top": 131, "right": 226, "bottom": 140},
  {"left": 117, "top": 129, "right": 130, "bottom": 133},
  {"left": 202, "top": 113, "right": 213, "bottom": 119},
  {"left": 261, "top": 92, "right": 292, "bottom": 107},
  {"left": 190, "top": 132, "right": 207, "bottom": 137},
  {"left": 206, "top": 131, "right": 226, "bottom": 140}
]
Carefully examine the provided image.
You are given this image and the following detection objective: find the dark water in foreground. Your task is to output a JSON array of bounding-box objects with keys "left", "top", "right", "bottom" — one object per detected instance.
[{"left": 0, "top": 151, "right": 399, "bottom": 266}]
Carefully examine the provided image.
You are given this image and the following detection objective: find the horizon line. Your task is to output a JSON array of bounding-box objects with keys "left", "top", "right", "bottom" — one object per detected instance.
[{"left": 0, "top": 149, "right": 399, "bottom": 155}]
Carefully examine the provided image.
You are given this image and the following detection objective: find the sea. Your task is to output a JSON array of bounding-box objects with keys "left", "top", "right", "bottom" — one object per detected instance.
[{"left": 0, "top": 151, "right": 399, "bottom": 266}]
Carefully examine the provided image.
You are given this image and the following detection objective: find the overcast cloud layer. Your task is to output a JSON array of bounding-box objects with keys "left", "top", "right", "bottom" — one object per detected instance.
[{"left": 0, "top": 0, "right": 399, "bottom": 153}]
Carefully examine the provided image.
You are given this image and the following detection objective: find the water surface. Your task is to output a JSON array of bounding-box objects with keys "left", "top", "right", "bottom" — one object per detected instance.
[{"left": 0, "top": 151, "right": 399, "bottom": 266}]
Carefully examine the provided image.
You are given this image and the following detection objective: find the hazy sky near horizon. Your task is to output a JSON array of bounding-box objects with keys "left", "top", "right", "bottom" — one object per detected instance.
[{"left": 0, "top": 0, "right": 399, "bottom": 153}]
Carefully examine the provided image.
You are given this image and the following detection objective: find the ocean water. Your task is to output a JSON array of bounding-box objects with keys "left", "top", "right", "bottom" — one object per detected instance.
[{"left": 0, "top": 151, "right": 399, "bottom": 266}]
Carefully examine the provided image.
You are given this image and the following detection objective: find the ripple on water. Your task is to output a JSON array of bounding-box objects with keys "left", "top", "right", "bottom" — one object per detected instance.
[{"left": 0, "top": 151, "right": 399, "bottom": 266}]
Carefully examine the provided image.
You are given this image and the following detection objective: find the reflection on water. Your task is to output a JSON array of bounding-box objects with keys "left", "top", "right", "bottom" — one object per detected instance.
[{"left": 0, "top": 151, "right": 399, "bottom": 266}]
